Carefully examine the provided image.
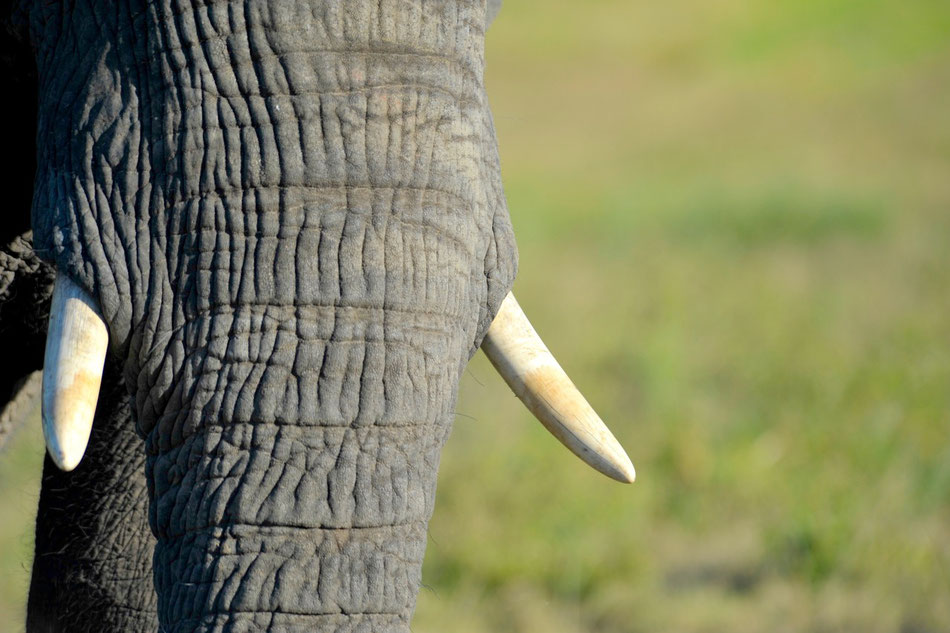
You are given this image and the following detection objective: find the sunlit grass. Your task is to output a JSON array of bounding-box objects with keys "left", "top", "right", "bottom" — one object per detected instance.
[{"left": 0, "top": 410, "right": 43, "bottom": 628}]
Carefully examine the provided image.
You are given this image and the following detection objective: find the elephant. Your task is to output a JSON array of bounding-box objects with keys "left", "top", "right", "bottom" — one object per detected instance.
[{"left": 3, "top": 1, "right": 634, "bottom": 631}]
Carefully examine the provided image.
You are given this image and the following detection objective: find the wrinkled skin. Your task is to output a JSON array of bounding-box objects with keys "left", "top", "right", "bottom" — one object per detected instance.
[{"left": 10, "top": 1, "right": 518, "bottom": 631}]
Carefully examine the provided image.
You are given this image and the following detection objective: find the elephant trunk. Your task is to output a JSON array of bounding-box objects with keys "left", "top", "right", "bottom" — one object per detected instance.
[{"left": 145, "top": 310, "right": 459, "bottom": 631}]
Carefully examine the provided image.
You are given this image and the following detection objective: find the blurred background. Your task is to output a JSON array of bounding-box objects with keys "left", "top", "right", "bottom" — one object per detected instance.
[{"left": 2, "top": 0, "right": 949, "bottom": 630}]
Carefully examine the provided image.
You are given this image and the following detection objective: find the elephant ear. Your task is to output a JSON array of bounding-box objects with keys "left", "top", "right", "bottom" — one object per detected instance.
[{"left": 486, "top": 0, "right": 503, "bottom": 29}]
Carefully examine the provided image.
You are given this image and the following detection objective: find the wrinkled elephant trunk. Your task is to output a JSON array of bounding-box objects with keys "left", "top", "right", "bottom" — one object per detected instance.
[{"left": 145, "top": 309, "right": 461, "bottom": 630}]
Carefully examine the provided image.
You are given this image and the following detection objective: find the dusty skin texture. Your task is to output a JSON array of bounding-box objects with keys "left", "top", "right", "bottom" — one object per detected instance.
[{"left": 21, "top": 1, "right": 516, "bottom": 631}]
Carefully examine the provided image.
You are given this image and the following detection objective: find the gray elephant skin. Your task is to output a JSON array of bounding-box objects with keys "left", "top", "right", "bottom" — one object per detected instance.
[{"left": 6, "top": 1, "right": 526, "bottom": 631}]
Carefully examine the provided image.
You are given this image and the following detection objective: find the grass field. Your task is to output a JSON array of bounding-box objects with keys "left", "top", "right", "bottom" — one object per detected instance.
[{"left": 2, "top": 1, "right": 950, "bottom": 630}]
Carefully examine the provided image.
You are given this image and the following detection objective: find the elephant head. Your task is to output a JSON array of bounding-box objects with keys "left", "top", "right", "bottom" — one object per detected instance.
[{"left": 13, "top": 1, "right": 634, "bottom": 631}]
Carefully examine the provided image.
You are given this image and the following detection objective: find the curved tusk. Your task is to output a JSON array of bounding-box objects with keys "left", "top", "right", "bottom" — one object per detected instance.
[
  {"left": 41, "top": 272, "right": 108, "bottom": 471},
  {"left": 481, "top": 292, "right": 636, "bottom": 483}
]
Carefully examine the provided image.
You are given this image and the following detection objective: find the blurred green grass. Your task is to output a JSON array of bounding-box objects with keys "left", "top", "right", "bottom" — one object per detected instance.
[{"left": 3, "top": 0, "right": 950, "bottom": 630}]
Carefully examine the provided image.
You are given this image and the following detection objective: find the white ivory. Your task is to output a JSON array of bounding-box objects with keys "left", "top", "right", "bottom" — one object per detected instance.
[
  {"left": 41, "top": 272, "right": 108, "bottom": 471},
  {"left": 481, "top": 292, "right": 636, "bottom": 483}
]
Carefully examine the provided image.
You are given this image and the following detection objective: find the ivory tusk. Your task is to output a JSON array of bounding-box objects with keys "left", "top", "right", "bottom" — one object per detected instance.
[
  {"left": 41, "top": 272, "right": 108, "bottom": 471},
  {"left": 481, "top": 292, "right": 636, "bottom": 483}
]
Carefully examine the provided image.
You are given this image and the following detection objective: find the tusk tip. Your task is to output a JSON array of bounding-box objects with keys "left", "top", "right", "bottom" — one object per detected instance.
[
  {"left": 607, "top": 453, "right": 636, "bottom": 484},
  {"left": 585, "top": 432, "right": 636, "bottom": 483},
  {"left": 48, "top": 450, "right": 83, "bottom": 472},
  {"left": 42, "top": 421, "right": 85, "bottom": 472}
]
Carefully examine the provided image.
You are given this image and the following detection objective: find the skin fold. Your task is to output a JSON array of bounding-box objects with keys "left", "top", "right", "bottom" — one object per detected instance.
[{"left": 10, "top": 1, "right": 518, "bottom": 632}]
